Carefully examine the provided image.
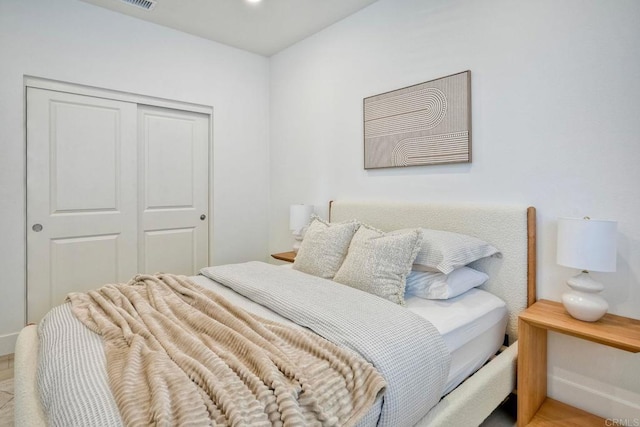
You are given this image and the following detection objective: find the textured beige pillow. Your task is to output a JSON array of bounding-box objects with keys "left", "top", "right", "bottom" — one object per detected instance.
[
  {"left": 292, "top": 217, "right": 360, "bottom": 279},
  {"left": 333, "top": 226, "right": 423, "bottom": 305}
]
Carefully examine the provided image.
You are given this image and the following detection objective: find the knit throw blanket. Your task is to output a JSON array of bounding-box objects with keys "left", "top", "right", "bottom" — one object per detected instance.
[{"left": 67, "top": 273, "right": 386, "bottom": 427}]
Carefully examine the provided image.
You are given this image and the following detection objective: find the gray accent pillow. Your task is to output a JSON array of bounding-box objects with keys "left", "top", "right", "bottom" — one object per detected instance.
[
  {"left": 333, "top": 226, "right": 423, "bottom": 305},
  {"left": 292, "top": 217, "right": 360, "bottom": 279},
  {"left": 400, "top": 228, "right": 500, "bottom": 274}
]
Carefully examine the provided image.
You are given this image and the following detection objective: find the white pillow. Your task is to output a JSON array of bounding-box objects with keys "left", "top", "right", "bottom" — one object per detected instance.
[
  {"left": 333, "top": 226, "right": 422, "bottom": 305},
  {"left": 292, "top": 217, "right": 360, "bottom": 279},
  {"left": 405, "top": 267, "right": 489, "bottom": 300},
  {"left": 401, "top": 228, "right": 500, "bottom": 274}
]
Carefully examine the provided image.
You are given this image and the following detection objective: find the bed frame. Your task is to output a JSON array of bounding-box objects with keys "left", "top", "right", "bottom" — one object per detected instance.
[
  {"left": 15, "top": 201, "right": 536, "bottom": 426},
  {"left": 329, "top": 201, "right": 536, "bottom": 426}
]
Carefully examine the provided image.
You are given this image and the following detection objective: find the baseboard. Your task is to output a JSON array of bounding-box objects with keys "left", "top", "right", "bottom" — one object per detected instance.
[
  {"left": 0, "top": 333, "right": 19, "bottom": 356},
  {"left": 548, "top": 373, "right": 640, "bottom": 420}
]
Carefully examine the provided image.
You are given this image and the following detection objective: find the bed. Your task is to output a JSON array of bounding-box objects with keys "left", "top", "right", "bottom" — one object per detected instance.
[{"left": 14, "top": 200, "right": 536, "bottom": 426}]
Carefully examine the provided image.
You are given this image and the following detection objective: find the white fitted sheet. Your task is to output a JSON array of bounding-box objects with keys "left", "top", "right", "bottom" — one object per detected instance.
[{"left": 405, "top": 288, "right": 508, "bottom": 394}]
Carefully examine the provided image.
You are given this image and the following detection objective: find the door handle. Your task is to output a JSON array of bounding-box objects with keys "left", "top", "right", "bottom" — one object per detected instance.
[
  {"left": 200, "top": 214, "right": 206, "bottom": 221},
  {"left": 32, "top": 224, "right": 43, "bottom": 232}
]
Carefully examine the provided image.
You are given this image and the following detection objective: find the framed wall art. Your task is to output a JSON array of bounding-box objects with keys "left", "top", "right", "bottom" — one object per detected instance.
[{"left": 363, "top": 70, "right": 471, "bottom": 169}]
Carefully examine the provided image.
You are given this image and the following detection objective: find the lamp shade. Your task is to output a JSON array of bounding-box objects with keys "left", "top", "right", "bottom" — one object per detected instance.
[
  {"left": 557, "top": 217, "right": 617, "bottom": 272},
  {"left": 289, "top": 204, "right": 314, "bottom": 231}
]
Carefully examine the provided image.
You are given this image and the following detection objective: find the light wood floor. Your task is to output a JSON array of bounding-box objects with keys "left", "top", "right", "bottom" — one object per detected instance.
[
  {"left": 0, "top": 355, "right": 13, "bottom": 382},
  {"left": 0, "top": 354, "right": 14, "bottom": 427}
]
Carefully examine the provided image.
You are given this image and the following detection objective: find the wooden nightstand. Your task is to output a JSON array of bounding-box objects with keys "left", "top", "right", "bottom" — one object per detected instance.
[
  {"left": 271, "top": 251, "right": 296, "bottom": 263},
  {"left": 517, "top": 299, "right": 640, "bottom": 426}
]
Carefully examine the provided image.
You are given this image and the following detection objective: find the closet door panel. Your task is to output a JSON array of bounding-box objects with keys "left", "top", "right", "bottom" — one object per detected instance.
[
  {"left": 50, "top": 234, "right": 119, "bottom": 303},
  {"left": 26, "top": 88, "right": 138, "bottom": 323},
  {"left": 144, "top": 114, "right": 194, "bottom": 209},
  {"left": 138, "top": 106, "right": 209, "bottom": 276},
  {"left": 51, "top": 102, "right": 119, "bottom": 211},
  {"left": 143, "top": 228, "right": 196, "bottom": 275}
]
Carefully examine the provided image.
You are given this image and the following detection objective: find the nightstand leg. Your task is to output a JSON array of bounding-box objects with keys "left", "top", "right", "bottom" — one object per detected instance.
[{"left": 517, "top": 318, "right": 547, "bottom": 426}]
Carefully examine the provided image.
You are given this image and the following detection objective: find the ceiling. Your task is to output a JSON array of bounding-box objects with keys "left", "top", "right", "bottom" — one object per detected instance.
[{"left": 79, "top": 0, "right": 379, "bottom": 57}]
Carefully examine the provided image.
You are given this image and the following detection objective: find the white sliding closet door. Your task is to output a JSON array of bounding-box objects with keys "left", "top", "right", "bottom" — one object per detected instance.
[
  {"left": 27, "top": 89, "right": 211, "bottom": 323},
  {"left": 138, "top": 106, "right": 209, "bottom": 275},
  {"left": 26, "top": 88, "right": 139, "bottom": 323}
]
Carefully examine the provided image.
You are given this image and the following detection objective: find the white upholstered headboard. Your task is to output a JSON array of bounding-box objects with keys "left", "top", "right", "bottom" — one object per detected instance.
[{"left": 329, "top": 201, "right": 536, "bottom": 343}]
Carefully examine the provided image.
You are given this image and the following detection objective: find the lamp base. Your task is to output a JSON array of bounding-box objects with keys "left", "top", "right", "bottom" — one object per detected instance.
[
  {"left": 561, "top": 271, "right": 608, "bottom": 322},
  {"left": 292, "top": 230, "right": 304, "bottom": 253}
]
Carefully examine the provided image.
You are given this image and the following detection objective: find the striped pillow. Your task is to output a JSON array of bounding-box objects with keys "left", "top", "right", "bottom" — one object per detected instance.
[
  {"left": 405, "top": 267, "right": 489, "bottom": 299},
  {"left": 399, "top": 228, "right": 500, "bottom": 274}
]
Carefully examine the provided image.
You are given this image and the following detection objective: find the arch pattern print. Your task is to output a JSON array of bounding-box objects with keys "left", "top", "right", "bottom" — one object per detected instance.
[
  {"left": 391, "top": 132, "right": 470, "bottom": 167},
  {"left": 363, "top": 71, "right": 471, "bottom": 169}
]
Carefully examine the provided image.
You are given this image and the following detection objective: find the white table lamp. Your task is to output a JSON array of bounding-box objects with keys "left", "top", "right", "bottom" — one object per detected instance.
[
  {"left": 557, "top": 217, "right": 617, "bottom": 322},
  {"left": 289, "top": 204, "right": 314, "bottom": 253}
]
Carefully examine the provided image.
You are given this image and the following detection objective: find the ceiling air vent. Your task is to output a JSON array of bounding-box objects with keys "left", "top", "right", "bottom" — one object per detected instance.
[{"left": 120, "top": 0, "right": 157, "bottom": 11}]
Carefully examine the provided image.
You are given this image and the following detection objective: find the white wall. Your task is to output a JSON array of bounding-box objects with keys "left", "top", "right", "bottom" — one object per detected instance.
[
  {"left": 0, "top": 0, "right": 270, "bottom": 354},
  {"left": 270, "top": 0, "right": 640, "bottom": 419}
]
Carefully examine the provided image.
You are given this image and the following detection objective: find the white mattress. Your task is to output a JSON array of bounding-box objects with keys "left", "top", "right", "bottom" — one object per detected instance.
[{"left": 405, "top": 288, "right": 508, "bottom": 394}]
